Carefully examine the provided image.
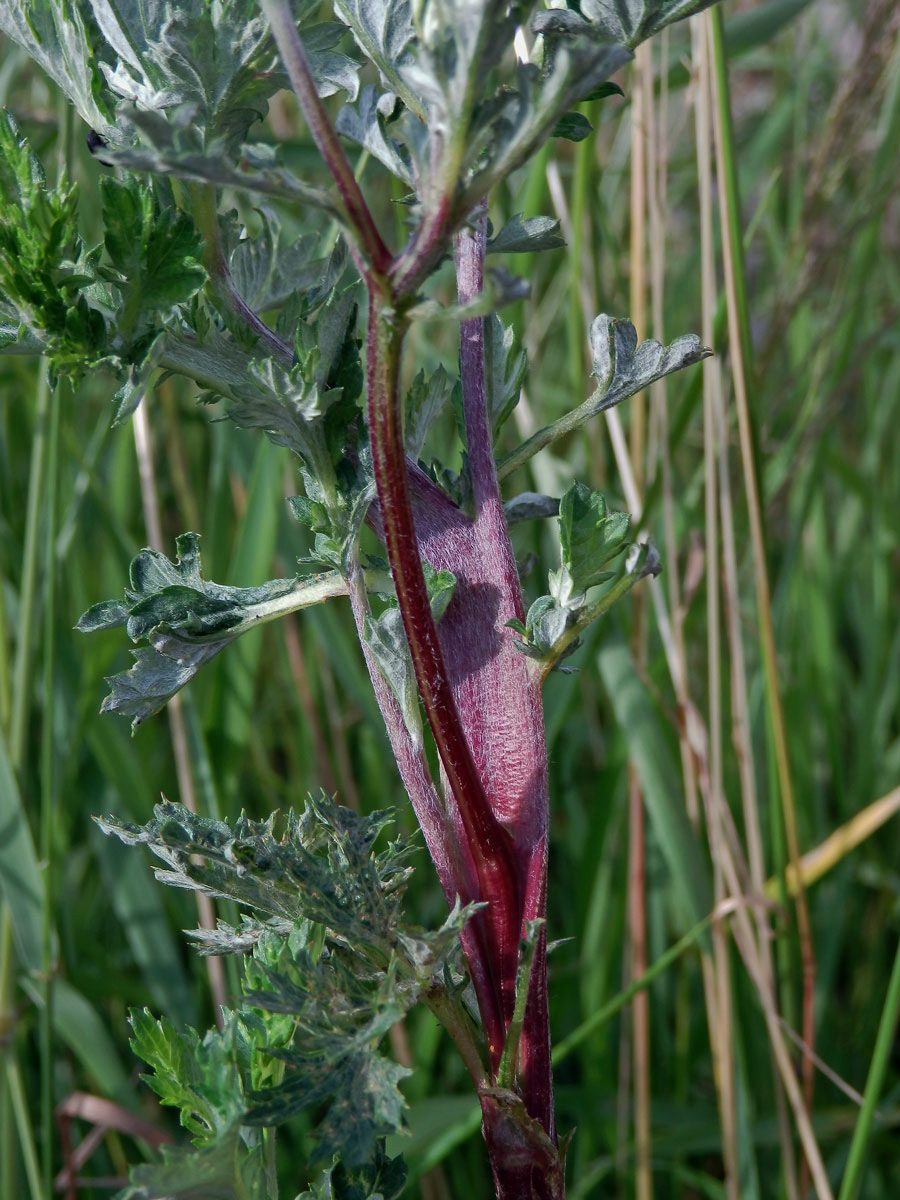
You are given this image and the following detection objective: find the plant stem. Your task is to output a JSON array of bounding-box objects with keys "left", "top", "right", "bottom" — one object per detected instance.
[
  {"left": 365, "top": 295, "right": 520, "bottom": 1062},
  {"left": 39, "top": 378, "right": 60, "bottom": 1200},
  {"left": 261, "top": 0, "right": 392, "bottom": 282},
  {"left": 425, "top": 982, "right": 489, "bottom": 1092},
  {"left": 497, "top": 920, "right": 543, "bottom": 1090},
  {"left": 708, "top": 3, "right": 817, "bottom": 1148},
  {"left": 9, "top": 359, "right": 50, "bottom": 768},
  {"left": 190, "top": 184, "right": 293, "bottom": 364}
]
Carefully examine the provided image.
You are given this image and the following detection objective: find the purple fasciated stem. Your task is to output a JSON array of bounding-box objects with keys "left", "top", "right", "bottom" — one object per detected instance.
[
  {"left": 346, "top": 560, "right": 505, "bottom": 1053},
  {"left": 262, "top": 10, "right": 561, "bottom": 1185},
  {"left": 454, "top": 222, "right": 557, "bottom": 1146},
  {"left": 365, "top": 297, "right": 523, "bottom": 1067}
]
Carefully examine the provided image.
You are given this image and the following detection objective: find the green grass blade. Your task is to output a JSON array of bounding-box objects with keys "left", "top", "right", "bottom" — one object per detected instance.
[
  {"left": 20, "top": 977, "right": 136, "bottom": 1110},
  {"left": 597, "top": 635, "right": 712, "bottom": 930},
  {"left": 0, "top": 732, "right": 46, "bottom": 973},
  {"left": 838, "top": 934, "right": 900, "bottom": 1200}
]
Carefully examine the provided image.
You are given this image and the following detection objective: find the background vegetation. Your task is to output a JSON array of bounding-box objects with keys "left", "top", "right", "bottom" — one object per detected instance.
[{"left": 2, "top": 1, "right": 899, "bottom": 1196}]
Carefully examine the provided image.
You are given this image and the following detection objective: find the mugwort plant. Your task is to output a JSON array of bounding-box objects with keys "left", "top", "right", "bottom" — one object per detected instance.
[{"left": 0, "top": 1, "right": 717, "bottom": 1195}]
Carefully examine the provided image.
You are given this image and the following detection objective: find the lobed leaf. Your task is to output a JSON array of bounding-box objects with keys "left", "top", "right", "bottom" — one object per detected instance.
[
  {"left": 497, "top": 313, "right": 710, "bottom": 481},
  {"left": 539, "top": 0, "right": 722, "bottom": 50},
  {"left": 484, "top": 314, "right": 527, "bottom": 436},
  {"left": 508, "top": 484, "right": 658, "bottom": 669},
  {"left": 486, "top": 213, "right": 566, "bottom": 256},
  {"left": 78, "top": 532, "right": 349, "bottom": 729},
  {"left": 403, "top": 365, "right": 457, "bottom": 460},
  {"left": 0, "top": 2, "right": 113, "bottom": 137},
  {"left": 0, "top": 111, "right": 108, "bottom": 370},
  {"left": 364, "top": 564, "right": 457, "bottom": 742},
  {"left": 298, "top": 1141, "right": 408, "bottom": 1200},
  {"left": 102, "top": 796, "right": 479, "bottom": 1180},
  {"left": 555, "top": 482, "right": 631, "bottom": 607}
]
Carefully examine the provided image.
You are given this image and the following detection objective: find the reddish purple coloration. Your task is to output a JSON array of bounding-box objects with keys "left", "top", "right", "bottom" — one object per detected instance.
[
  {"left": 363, "top": 226, "right": 560, "bottom": 1190},
  {"left": 266, "top": 9, "right": 564, "bottom": 1187}
]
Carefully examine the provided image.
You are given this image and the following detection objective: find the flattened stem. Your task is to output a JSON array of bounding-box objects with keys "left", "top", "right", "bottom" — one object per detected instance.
[{"left": 365, "top": 295, "right": 523, "bottom": 1066}]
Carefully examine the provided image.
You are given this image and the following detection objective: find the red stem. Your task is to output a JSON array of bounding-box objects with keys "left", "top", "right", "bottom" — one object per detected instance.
[
  {"left": 365, "top": 296, "right": 523, "bottom": 1063},
  {"left": 262, "top": 0, "right": 392, "bottom": 282}
]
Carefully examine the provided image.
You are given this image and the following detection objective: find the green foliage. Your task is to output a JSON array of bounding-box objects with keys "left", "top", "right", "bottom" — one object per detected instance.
[
  {"left": 496, "top": 314, "right": 710, "bottom": 481},
  {"left": 98, "top": 794, "right": 478, "bottom": 1189},
  {"left": 0, "top": 110, "right": 105, "bottom": 370},
  {"left": 403, "top": 365, "right": 457, "bottom": 460},
  {"left": 507, "top": 482, "right": 656, "bottom": 666},
  {"left": 555, "top": 483, "right": 632, "bottom": 607},
  {"left": 296, "top": 1141, "right": 407, "bottom": 1200},
  {"left": 77, "top": 532, "right": 350, "bottom": 729},
  {"left": 364, "top": 564, "right": 457, "bottom": 741},
  {"left": 483, "top": 314, "right": 527, "bottom": 437},
  {"left": 0, "top": 113, "right": 208, "bottom": 411},
  {"left": 100, "top": 176, "right": 205, "bottom": 321},
  {"left": 485, "top": 214, "right": 565, "bottom": 257},
  {"left": 533, "top": 0, "right": 720, "bottom": 49},
  {"left": 588, "top": 313, "right": 709, "bottom": 404}
]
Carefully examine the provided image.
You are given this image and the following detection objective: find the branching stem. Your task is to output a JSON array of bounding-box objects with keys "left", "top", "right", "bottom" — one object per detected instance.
[
  {"left": 190, "top": 184, "right": 293, "bottom": 364},
  {"left": 261, "top": 0, "right": 392, "bottom": 284},
  {"left": 365, "top": 294, "right": 522, "bottom": 1062}
]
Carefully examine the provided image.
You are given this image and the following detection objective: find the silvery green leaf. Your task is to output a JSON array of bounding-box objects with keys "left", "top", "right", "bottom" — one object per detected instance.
[
  {"left": 336, "top": 86, "right": 413, "bottom": 182},
  {"left": 463, "top": 38, "right": 631, "bottom": 197},
  {"left": 187, "top": 915, "right": 291, "bottom": 956},
  {"left": 525, "top": 595, "right": 571, "bottom": 657},
  {"left": 365, "top": 608, "right": 422, "bottom": 742},
  {"left": 579, "top": 0, "right": 720, "bottom": 47},
  {"left": 497, "top": 314, "right": 709, "bottom": 480},
  {"left": 222, "top": 289, "right": 361, "bottom": 469},
  {"left": 226, "top": 210, "right": 324, "bottom": 314},
  {"left": 486, "top": 214, "right": 565, "bottom": 256},
  {"left": 422, "top": 563, "right": 456, "bottom": 623},
  {"left": 503, "top": 493, "right": 560, "bottom": 526},
  {"left": 0, "top": 2, "right": 115, "bottom": 139},
  {"left": 111, "top": 332, "right": 166, "bottom": 422},
  {"left": 403, "top": 365, "right": 457, "bottom": 459},
  {"left": 334, "top": 0, "right": 418, "bottom": 114},
  {"left": 363, "top": 563, "right": 455, "bottom": 740},
  {"left": 97, "top": 646, "right": 223, "bottom": 731},
  {"left": 552, "top": 111, "right": 593, "bottom": 142},
  {"left": 78, "top": 532, "right": 348, "bottom": 729},
  {"left": 97, "top": 0, "right": 283, "bottom": 153},
  {"left": 589, "top": 313, "right": 709, "bottom": 406},
  {"left": 302, "top": 21, "right": 363, "bottom": 101},
  {"left": 484, "top": 315, "right": 526, "bottom": 435},
  {"left": 557, "top": 482, "right": 631, "bottom": 601},
  {"left": 103, "top": 793, "right": 477, "bottom": 1185},
  {"left": 0, "top": 318, "right": 44, "bottom": 356},
  {"left": 227, "top": 357, "right": 329, "bottom": 462},
  {"left": 99, "top": 795, "right": 408, "bottom": 950},
  {"left": 98, "top": 108, "right": 338, "bottom": 214}
]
